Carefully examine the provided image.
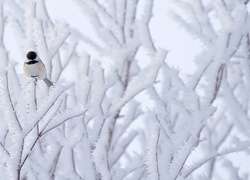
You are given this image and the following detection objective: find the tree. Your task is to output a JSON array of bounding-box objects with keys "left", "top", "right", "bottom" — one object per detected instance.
[{"left": 0, "top": 0, "right": 250, "bottom": 179}]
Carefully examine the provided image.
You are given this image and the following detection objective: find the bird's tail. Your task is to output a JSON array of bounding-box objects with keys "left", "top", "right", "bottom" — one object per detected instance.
[{"left": 43, "top": 78, "right": 54, "bottom": 87}]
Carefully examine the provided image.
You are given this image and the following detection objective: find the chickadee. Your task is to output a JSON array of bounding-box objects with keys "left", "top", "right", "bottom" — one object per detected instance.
[{"left": 23, "top": 51, "right": 53, "bottom": 87}]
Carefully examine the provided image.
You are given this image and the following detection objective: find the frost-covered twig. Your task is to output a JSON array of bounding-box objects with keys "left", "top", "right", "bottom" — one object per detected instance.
[
  {"left": 211, "top": 63, "right": 225, "bottom": 103},
  {"left": 146, "top": 120, "right": 160, "bottom": 180},
  {"left": 18, "top": 109, "right": 86, "bottom": 177},
  {"left": 0, "top": 142, "right": 9, "bottom": 157},
  {"left": 50, "top": 146, "right": 62, "bottom": 179},
  {"left": 0, "top": 2, "right": 4, "bottom": 42},
  {"left": 109, "top": 49, "right": 167, "bottom": 115},
  {"left": 183, "top": 141, "right": 250, "bottom": 178},
  {"left": 25, "top": 86, "right": 66, "bottom": 135},
  {"left": 38, "top": 99, "right": 64, "bottom": 134},
  {"left": 50, "top": 32, "right": 71, "bottom": 60},
  {"left": 17, "top": 138, "right": 25, "bottom": 180},
  {"left": 5, "top": 72, "right": 22, "bottom": 131},
  {"left": 41, "top": 109, "right": 87, "bottom": 136},
  {"left": 169, "top": 1, "right": 250, "bottom": 179},
  {"left": 110, "top": 131, "right": 138, "bottom": 167}
]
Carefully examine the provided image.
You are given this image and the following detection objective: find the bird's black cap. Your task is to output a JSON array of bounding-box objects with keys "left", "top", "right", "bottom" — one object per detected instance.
[{"left": 26, "top": 51, "right": 37, "bottom": 60}]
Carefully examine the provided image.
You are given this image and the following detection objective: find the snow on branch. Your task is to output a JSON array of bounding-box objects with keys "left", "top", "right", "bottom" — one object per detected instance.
[
  {"left": 109, "top": 49, "right": 167, "bottom": 115},
  {"left": 0, "top": 72, "right": 22, "bottom": 132},
  {"left": 182, "top": 140, "right": 250, "bottom": 178},
  {"left": 171, "top": 0, "right": 250, "bottom": 179},
  {"left": 1, "top": 0, "right": 250, "bottom": 179}
]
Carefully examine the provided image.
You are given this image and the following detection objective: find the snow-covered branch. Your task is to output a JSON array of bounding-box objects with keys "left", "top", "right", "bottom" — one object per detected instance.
[{"left": 1, "top": 0, "right": 249, "bottom": 179}]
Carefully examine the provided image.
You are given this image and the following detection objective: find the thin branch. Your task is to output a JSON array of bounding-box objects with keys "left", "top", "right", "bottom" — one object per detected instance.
[
  {"left": 20, "top": 110, "right": 86, "bottom": 173},
  {"left": 19, "top": 136, "right": 40, "bottom": 171},
  {"left": 50, "top": 32, "right": 71, "bottom": 60},
  {"left": 107, "top": 74, "right": 130, "bottom": 151},
  {"left": 6, "top": 72, "right": 22, "bottom": 131},
  {"left": 183, "top": 141, "right": 250, "bottom": 178},
  {"left": 71, "top": 148, "right": 83, "bottom": 179},
  {"left": 3, "top": 129, "right": 9, "bottom": 146},
  {"left": 215, "top": 124, "right": 233, "bottom": 150},
  {"left": 228, "top": 35, "right": 244, "bottom": 59},
  {"left": 41, "top": 110, "right": 87, "bottom": 136},
  {"left": 56, "top": 51, "right": 63, "bottom": 80},
  {"left": 50, "top": 146, "right": 63, "bottom": 179},
  {"left": 17, "top": 138, "right": 25, "bottom": 180},
  {"left": 108, "top": 50, "right": 167, "bottom": 116},
  {"left": 0, "top": 2, "right": 4, "bottom": 43},
  {"left": 121, "top": 0, "right": 127, "bottom": 44},
  {"left": 111, "top": 105, "right": 141, "bottom": 150},
  {"left": 111, "top": 132, "right": 138, "bottom": 167},
  {"left": 0, "top": 142, "right": 10, "bottom": 156},
  {"left": 39, "top": 99, "right": 64, "bottom": 135},
  {"left": 156, "top": 125, "right": 160, "bottom": 180},
  {"left": 226, "top": 33, "right": 231, "bottom": 48},
  {"left": 56, "top": 41, "right": 78, "bottom": 81},
  {"left": 40, "top": 20, "right": 49, "bottom": 51},
  {"left": 192, "top": 59, "right": 213, "bottom": 91},
  {"left": 89, "top": 0, "right": 123, "bottom": 42},
  {"left": 105, "top": 144, "right": 111, "bottom": 176},
  {"left": 155, "top": 114, "right": 172, "bottom": 144},
  {"left": 25, "top": 87, "right": 67, "bottom": 136},
  {"left": 139, "top": 21, "right": 156, "bottom": 53},
  {"left": 62, "top": 42, "right": 78, "bottom": 70},
  {"left": 34, "top": 79, "right": 39, "bottom": 135},
  {"left": 124, "top": 0, "right": 139, "bottom": 39},
  {"left": 211, "top": 63, "right": 225, "bottom": 104},
  {"left": 121, "top": 165, "right": 145, "bottom": 180}
]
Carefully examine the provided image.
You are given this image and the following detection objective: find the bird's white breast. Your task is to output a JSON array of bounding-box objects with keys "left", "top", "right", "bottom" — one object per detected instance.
[{"left": 23, "top": 60, "right": 47, "bottom": 79}]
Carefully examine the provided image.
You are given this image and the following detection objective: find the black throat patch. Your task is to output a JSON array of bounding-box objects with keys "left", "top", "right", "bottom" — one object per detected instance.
[{"left": 26, "top": 60, "right": 39, "bottom": 65}]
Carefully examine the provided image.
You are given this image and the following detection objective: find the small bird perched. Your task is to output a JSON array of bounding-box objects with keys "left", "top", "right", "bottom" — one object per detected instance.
[{"left": 23, "top": 51, "right": 54, "bottom": 87}]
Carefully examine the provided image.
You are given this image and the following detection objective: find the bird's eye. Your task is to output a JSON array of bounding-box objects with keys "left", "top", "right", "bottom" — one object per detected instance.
[{"left": 26, "top": 51, "right": 37, "bottom": 60}]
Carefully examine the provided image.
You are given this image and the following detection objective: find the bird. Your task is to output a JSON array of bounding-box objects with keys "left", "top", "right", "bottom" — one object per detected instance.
[{"left": 23, "top": 51, "right": 54, "bottom": 87}]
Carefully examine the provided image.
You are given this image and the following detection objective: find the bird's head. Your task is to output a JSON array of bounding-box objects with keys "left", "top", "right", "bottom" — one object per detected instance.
[{"left": 26, "top": 51, "right": 37, "bottom": 60}]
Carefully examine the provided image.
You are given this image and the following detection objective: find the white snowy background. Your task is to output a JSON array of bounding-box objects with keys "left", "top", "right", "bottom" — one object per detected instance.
[{"left": 0, "top": 0, "right": 250, "bottom": 180}]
